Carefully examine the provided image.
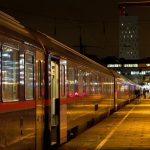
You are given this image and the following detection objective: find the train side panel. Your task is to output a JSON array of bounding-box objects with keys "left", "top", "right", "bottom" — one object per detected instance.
[
  {"left": 60, "top": 59, "right": 67, "bottom": 144},
  {"left": 66, "top": 60, "right": 114, "bottom": 140},
  {"left": 0, "top": 33, "right": 36, "bottom": 150},
  {"left": 115, "top": 76, "right": 136, "bottom": 109},
  {"left": 0, "top": 28, "right": 45, "bottom": 150}
]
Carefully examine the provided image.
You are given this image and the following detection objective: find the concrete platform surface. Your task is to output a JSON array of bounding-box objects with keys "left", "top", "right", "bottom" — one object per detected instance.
[{"left": 58, "top": 96, "right": 150, "bottom": 150}]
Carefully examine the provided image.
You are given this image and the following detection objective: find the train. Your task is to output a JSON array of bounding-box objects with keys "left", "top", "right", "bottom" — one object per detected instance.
[{"left": 0, "top": 11, "right": 140, "bottom": 150}]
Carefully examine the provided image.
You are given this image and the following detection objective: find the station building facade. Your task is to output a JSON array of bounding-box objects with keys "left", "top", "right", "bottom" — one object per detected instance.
[
  {"left": 119, "top": 16, "right": 139, "bottom": 59},
  {"left": 106, "top": 58, "right": 150, "bottom": 86}
]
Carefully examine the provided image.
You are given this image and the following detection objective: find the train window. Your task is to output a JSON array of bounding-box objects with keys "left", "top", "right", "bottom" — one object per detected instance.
[
  {"left": 68, "top": 66, "right": 75, "bottom": 97},
  {"left": 78, "top": 69, "right": 83, "bottom": 96},
  {"left": 20, "top": 53, "right": 24, "bottom": 85},
  {"left": 95, "top": 74, "right": 99, "bottom": 94},
  {"left": 2, "top": 44, "right": 19, "bottom": 102},
  {"left": 94, "top": 74, "right": 97, "bottom": 94},
  {"left": 74, "top": 68, "right": 78, "bottom": 95},
  {"left": 106, "top": 78, "right": 109, "bottom": 95},
  {"left": 91, "top": 73, "right": 95, "bottom": 94},
  {"left": 89, "top": 72, "right": 93, "bottom": 94},
  {"left": 61, "top": 64, "right": 65, "bottom": 97},
  {"left": 83, "top": 72, "right": 86, "bottom": 95},
  {"left": 86, "top": 71, "right": 90, "bottom": 94},
  {"left": 48, "top": 54, "right": 51, "bottom": 98},
  {"left": 38, "top": 61, "right": 42, "bottom": 98},
  {"left": 99, "top": 75, "right": 102, "bottom": 94},
  {"left": 94, "top": 74, "right": 98, "bottom": 94},
  {"left": 101, "top": 76, "right": 104, "bottom": 94},
  {"left": 25, "top": 53, "right": 34, "bottom": 100},
  {"left": 19, "top": 52, "right": 25, "bottom": 100},
  {"left": 104, "top": 77, "right": 107, "bottom": 94}
]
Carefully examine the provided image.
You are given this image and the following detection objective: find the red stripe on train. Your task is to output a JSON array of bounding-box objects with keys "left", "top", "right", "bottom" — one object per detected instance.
[
  {"left": 0, "top": 95, "right": 102, "bottom": 112},
  {"left": 0, "top": 100, "right": 35, "bottom": 112}
]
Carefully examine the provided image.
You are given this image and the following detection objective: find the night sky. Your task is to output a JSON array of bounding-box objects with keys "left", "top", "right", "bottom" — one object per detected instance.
[
  {"left": 1, "top": 0, "right": 149, "bottom": 59},
  {"left": 120, "top": 0, "right": 150, "bottom": 59}
]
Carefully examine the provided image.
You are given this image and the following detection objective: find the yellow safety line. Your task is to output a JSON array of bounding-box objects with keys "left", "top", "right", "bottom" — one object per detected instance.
[
  {"left": 95, "top": 106, "right": 135, "bottom": 150},
  {"left": 8, "top": 133, "right": 34, "bottom": 147}
]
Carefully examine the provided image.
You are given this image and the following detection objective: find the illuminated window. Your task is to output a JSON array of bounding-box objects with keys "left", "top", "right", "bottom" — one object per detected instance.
[
  {"left": 146, "top": 64, "right": 150, "bottom": 66},
  {"left": 74, "top": 68, "right": 78, "bottom": 95},
  {"left": 38, "top": 61, "right": 42, "bottom": 99},
  {"left": 124, "top": 64, "right": 138, "bottom": 67},
  {"left": 78, "top": 69, "right": 83, "bottom": 95},
  {"left": 107, "top": 64, "right": 122, "bottom": 68},
  {"left": 131, "top": 71, "right": 147, "bottom": 75},
  {"left": 68, "top": 66, "right": 75, "bottom": 97},
  {"left": 95, "top": 74, "right": 100, "bottom": 94},
  {"left": 25, "top": 53, "right": 34, "bottom": 100},
  {"left": 20, "top": 54, "right": 24, "bottom": 85},
  {"left": 131, "top": 71, "right": 138, "bottom": 75},
  {"left": 2, "top": 44, "right": 19, "bottom": 102},
  {"left": 86, "top": 71, "right": 90, "bottom": 94},
  {"left": 141, "top": 71, "right": 146, "bottom": 75},
  {"left": 90, "top": 72, "right": 94, "bottom": 94},
  {"left": 117, "top": 71, "right": 121, "bottom": 74},
  {"left": 19, "top": 52, "right": 25, "bottom": 100},
  {"left": 61, "top": 64, "right": 65, "bottom": 97}
]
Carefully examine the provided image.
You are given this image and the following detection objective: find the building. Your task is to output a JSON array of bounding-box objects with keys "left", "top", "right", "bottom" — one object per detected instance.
[
  {"left": 102, "top": 57, "right": 150, "bottom": 86},
  {"left": 119, "top": 16, "right": 139, "bottom": 59}
]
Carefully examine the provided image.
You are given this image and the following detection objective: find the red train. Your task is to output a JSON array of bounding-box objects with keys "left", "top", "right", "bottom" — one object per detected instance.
[{"left": 0, "top": 11, "right": 139, "bottom": 150}]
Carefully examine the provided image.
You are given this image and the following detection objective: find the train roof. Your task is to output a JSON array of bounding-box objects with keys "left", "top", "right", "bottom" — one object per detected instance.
[
  {"left": 35, "top": 31, "right": 114, "bottom": 75},
  {"left": 0, "top": 10, "right": 112, "bottom": 75},
  {"left": 0, "top": 11, "right": 34, "bottom": 38}
]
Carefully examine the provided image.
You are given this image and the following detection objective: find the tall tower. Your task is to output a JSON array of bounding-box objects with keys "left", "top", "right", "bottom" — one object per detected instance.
[{"left": 119, "top": 16, "right": 139, "bottom": 59}]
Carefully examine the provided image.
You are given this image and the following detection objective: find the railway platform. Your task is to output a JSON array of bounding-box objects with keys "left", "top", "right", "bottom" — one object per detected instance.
[{"left": 58, "top": 95, "right": 150, "bottom": 150}]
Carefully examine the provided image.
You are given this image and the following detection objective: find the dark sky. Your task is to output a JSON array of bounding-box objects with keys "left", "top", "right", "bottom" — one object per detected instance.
[
  {"left": 3, "top": 0, "right": 146, "bottom": 59},
  {"left": 119, "top": 0, "right": 150, "bottom": 59},
  {"left": 0, "top": 0, "right": 118, "bottom": 19},
  {"left": 2, "top": 0, "right": 150, "bottom": 59}
]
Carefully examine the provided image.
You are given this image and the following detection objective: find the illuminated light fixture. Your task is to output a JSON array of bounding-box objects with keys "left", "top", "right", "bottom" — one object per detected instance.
[
  {"left": 2, "top": 53, "right": 10, "bottom": 57},
  {"left": 75, "top": 92, "right": 78, "bottom": 96}
]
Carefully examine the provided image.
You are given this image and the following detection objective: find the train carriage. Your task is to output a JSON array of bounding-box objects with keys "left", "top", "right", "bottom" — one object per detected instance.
[
  {"left": 0, "top": 11, "right": 46, "bottom": 150},
  {"left": 111, "top": 70, "right": 137, "bottom": 110},
  {"left": 0, "top": 11, "right": 139, "bottom": 150},
  {"left": 36, "top": 31, "right": 115, "bottom": 146}
]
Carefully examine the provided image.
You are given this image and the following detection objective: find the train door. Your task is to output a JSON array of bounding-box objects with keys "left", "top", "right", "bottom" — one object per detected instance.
[
  {"left": 51, "top": 59, "right": 60, "bottom": 146},
  {"left": 35, "top": 50, "right": 45, "bottom": 150}
]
